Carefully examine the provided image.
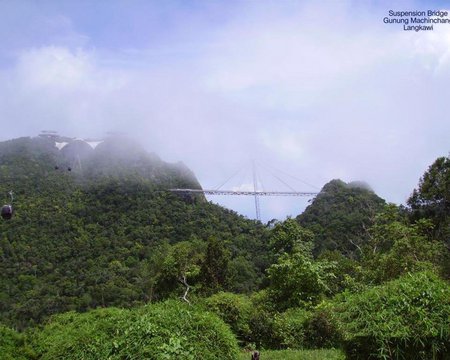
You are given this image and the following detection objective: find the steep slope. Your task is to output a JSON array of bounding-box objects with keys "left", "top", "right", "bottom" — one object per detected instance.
[
  {"left": 296, "top": 179, "right": 386, "bottom": 257},
  {"left": 0, "top": 136, "right": 269, "bottom": 329},
  {"left": 0, "top": 135, "right": 203, "bottom": 194}
]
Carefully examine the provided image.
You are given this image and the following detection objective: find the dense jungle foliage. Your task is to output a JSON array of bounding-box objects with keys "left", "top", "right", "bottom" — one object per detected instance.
[
  {"left": 0, "top": 136, "right": 448, "bottom": 359},
  {"left": 0, "top": 136, "right": 270, "bottom": 328},
  {"left": 296, "top": 179, "right": 386, "bottom": 257}
]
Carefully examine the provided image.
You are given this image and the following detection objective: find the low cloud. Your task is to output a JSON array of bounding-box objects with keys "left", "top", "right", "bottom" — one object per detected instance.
[{"left": 0, "top": 0, "right": 449, "bottom": 220}]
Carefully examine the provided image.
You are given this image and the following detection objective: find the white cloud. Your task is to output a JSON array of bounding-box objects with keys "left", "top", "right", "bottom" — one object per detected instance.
[
  {"left": 0, "top": 47, "right": 133, "bottom": 138},
  {"left": 261, "top": 131, "right": 305, "bottom": 160},
  {"left": 412, "top": 13, "right": 450, "bottom": 73},
  {"left": 15, "top": 47, "right": 94, "bottom": 89},
  {"left": 0, "top": 1, "right": 449, "bottom": 221}
]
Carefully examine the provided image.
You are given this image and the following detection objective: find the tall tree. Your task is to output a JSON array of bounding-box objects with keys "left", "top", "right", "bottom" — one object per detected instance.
[
  {"left": 361, "top": 204, "right": 446, "bottom": 283},
  {"left": 160, "top": 241, "right": 203, "bottom": 304},
  {"left": 200, "top": 237, "right": 230, "bottom": 294},
  {"left": 269, "top": 218, "right": 314, "bottom": 257},
  {"left": 267, "top": 247, "right": 335, "bottom": 311},
  {"left": 408, "top": 156, "right": 450, "bottom": 246}
]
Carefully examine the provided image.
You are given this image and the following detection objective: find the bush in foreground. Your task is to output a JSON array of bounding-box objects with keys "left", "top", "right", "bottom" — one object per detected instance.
[
  {"left": 32, "top": 300, "right": 239, "bottom": 359},
  {"left": 272, "top": 307, "right": 311, "bottom": 349},
  {"left": 271, "top": 305, "right": 339, "bottom": 350},
  {"left": 204, "top": 292, "right": 253, "bottom": 345},
  {"left": 332, "top": 271, "right": 450, "bottom": 359},
  {"left": 0, "top": 324, "right": 30, "bottom": 360}
]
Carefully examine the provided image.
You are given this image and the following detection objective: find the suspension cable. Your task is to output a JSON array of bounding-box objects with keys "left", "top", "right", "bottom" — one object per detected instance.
[
  {"left": 256, "top": 161, "right": 298, "bottom": 192},
  {"left": 259, "top": 161, "right": 319, "bottom": 190},
  {"left": 214, "top": 163, "right": 246, "bottom": 191}
]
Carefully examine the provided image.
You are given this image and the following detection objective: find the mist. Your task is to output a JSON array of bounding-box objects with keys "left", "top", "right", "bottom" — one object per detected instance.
[{"left": 0, "top": 0, "right": 449, "bottom": 221}]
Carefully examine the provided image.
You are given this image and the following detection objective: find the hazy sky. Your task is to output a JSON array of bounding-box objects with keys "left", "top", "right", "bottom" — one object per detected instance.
[{"left": 0, "top": 0, "right": 449, "bottom": 221}]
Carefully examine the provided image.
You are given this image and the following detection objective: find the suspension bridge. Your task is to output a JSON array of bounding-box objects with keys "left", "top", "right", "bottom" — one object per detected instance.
[
  {"left": 169, "top": 161, "right": 319, "bottom": 221},
  {"left": 39, "top": 131, "right": 319, "bottom": 221}
]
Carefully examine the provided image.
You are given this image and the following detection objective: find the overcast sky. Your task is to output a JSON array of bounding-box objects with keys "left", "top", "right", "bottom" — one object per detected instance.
[{"left": 0, "top": 0, "right": 449, "bottom": 221}]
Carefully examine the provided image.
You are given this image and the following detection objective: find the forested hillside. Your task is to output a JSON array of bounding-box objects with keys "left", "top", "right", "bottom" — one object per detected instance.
[
  {"left": 0, "top": 136, "right": 270, "bottom": 329},
  {"left": 0, "top": 137, "right": 448, "bottom": 359},
  {"left": 297, "top": 180, "right": 386, "bottom": 256}
]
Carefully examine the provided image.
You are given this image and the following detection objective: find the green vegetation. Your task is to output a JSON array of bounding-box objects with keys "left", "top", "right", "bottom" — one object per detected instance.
[
  {"left": 32, "top": 300, "right": 239, "bottom": 360},
  {"left": 0, "top": 136, "right": 270, "bottom": 329},
  {"left": 0, "top": 136, "right": 448, "bottom": 359},
  {"left": 203, "top": 292, "right": 253, "bottom": 345},
  {"left": 360, "top": 205, "right": 446, "bottom": 284},
  {"left": 272, "top": 307, "right": 313, "bottom": 349},
  {"left": 267, "top": 238, "right": 335, "bottom": 310},
  {"left": 297, "top": 179, "right": 385, "bottom": 257},
  {"left": 406, "top": 155, "right": 450, "bottom": 283},
  {"left": 408, "top": 156, "right": 450, "bottom": 252},
  {"left": 0, "top": 325, "right": 30, "bottom": 360},
  {"left": 332, "top": 272, "right": 450, "bottom": 359}
]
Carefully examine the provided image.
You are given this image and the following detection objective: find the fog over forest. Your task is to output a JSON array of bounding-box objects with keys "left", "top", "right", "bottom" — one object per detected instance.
[{"left": 0, "top": 0, "right": 449, "bottom": 220}]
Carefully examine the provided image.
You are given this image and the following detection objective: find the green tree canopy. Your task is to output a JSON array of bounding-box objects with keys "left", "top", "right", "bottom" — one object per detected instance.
[
  {"left": 269, "top": 218, "right": 314, "bottom": 256},
  {"left": 361, "top": 204, "right": 446, "bottom": 284},
  {"left": 266, "top": 220, "right": 335, "bottom": 311},
  {"left": 408, "top": 155, "right": 450, "bottom": 245},
  {"left": 200, "top": 237, "right": 230, "bottom": 294},
  {"left": 297, "top": 179, "right": 385, "bottom": 257}
]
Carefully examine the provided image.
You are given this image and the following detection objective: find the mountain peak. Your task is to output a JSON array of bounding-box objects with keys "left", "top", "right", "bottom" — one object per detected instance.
[
  {"left": 297, "top": 178, "right": 385, "bottom": 256},
  {"left": 0, "top": 135, "right": 202, "bottom": 191}
]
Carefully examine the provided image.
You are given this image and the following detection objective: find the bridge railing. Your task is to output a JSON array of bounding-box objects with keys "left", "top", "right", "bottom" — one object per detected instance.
[{"left": 169, "top": 189, "right": 318, "bottom": 196}]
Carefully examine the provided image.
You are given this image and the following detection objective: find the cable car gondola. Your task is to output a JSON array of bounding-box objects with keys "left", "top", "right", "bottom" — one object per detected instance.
[
  {"left": 1, "top": 191, "right": 14, "bottom": 220},
  {"left": 1, "top": 204, "right": 13, "bottom": 220}
]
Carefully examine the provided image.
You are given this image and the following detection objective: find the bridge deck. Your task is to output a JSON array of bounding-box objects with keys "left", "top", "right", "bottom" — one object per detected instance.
[{"left": 169, "top": 189, "right": 318, "bottom": 196}]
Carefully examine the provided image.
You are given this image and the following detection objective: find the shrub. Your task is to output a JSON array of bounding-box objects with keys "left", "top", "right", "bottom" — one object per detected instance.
[
  {"left": 271, "top": 304, "right": 339, "bottom": 350},
  {"left": 204, "top": 292, "right": 252, "bottom": 345},
  {"left": 32, "top": 300, "right": 239, "bottom": 359},
  {"left": 120, "top": 300, "right": 239, "bottom": 359},
  {"left": 267, "top": 251, "right": 335, "bottom": 311},
  {"left": 303, "top": 303, "right": 339, "bottom": 348},
  {"left": 247, "top": 307, "right": 276, "bottom": 349},
  {"left": 31, "top": 307, "right": 129, "bottom": 359},
  {"left": 247, "top": 290, "right": 278, "bottom": 349},
  {"left": 332, "top": 272, "right": 450, "bottom": 359},
  {"left": 272, "top": 308, "right": 311, "bottom": 349},
  {"left": 0, "top": 325, "right": 30, "bottom": 360}
]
